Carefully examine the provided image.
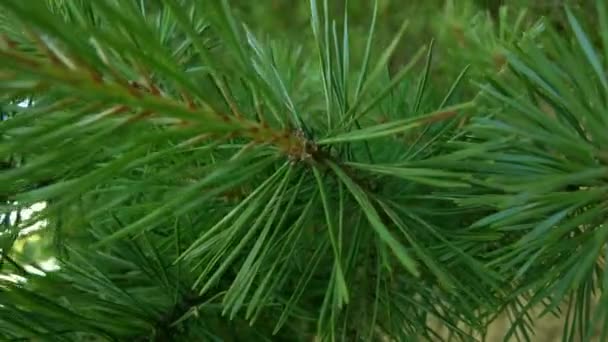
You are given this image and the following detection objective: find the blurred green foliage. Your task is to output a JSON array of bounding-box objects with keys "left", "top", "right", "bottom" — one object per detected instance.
[{"left": 226, "top": 0, "right": 594, "bottom": 99}]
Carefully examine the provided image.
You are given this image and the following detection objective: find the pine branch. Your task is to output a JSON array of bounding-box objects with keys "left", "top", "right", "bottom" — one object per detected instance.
[{"left": 3, "top": 0, "right": 608, "bottom": 341}]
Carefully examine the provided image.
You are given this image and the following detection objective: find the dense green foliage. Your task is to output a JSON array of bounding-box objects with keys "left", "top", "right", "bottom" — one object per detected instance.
[{"left": 1, "top": 0, "right": 607, "bottom": 341}]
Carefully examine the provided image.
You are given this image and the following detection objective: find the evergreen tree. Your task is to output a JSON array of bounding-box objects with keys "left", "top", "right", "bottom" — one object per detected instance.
[{"left": 0, "top": 0, "right": 606, "bottom": 341}]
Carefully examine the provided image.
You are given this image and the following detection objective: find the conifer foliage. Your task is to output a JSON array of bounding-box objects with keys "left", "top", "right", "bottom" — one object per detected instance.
[{"left": 0, "top": 0, "right": 607, "bottom": 341}]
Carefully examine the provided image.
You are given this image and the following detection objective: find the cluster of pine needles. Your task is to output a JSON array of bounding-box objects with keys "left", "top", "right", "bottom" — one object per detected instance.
[{"left": 1, "top": 0, "right": 608, "bottom": 341}]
